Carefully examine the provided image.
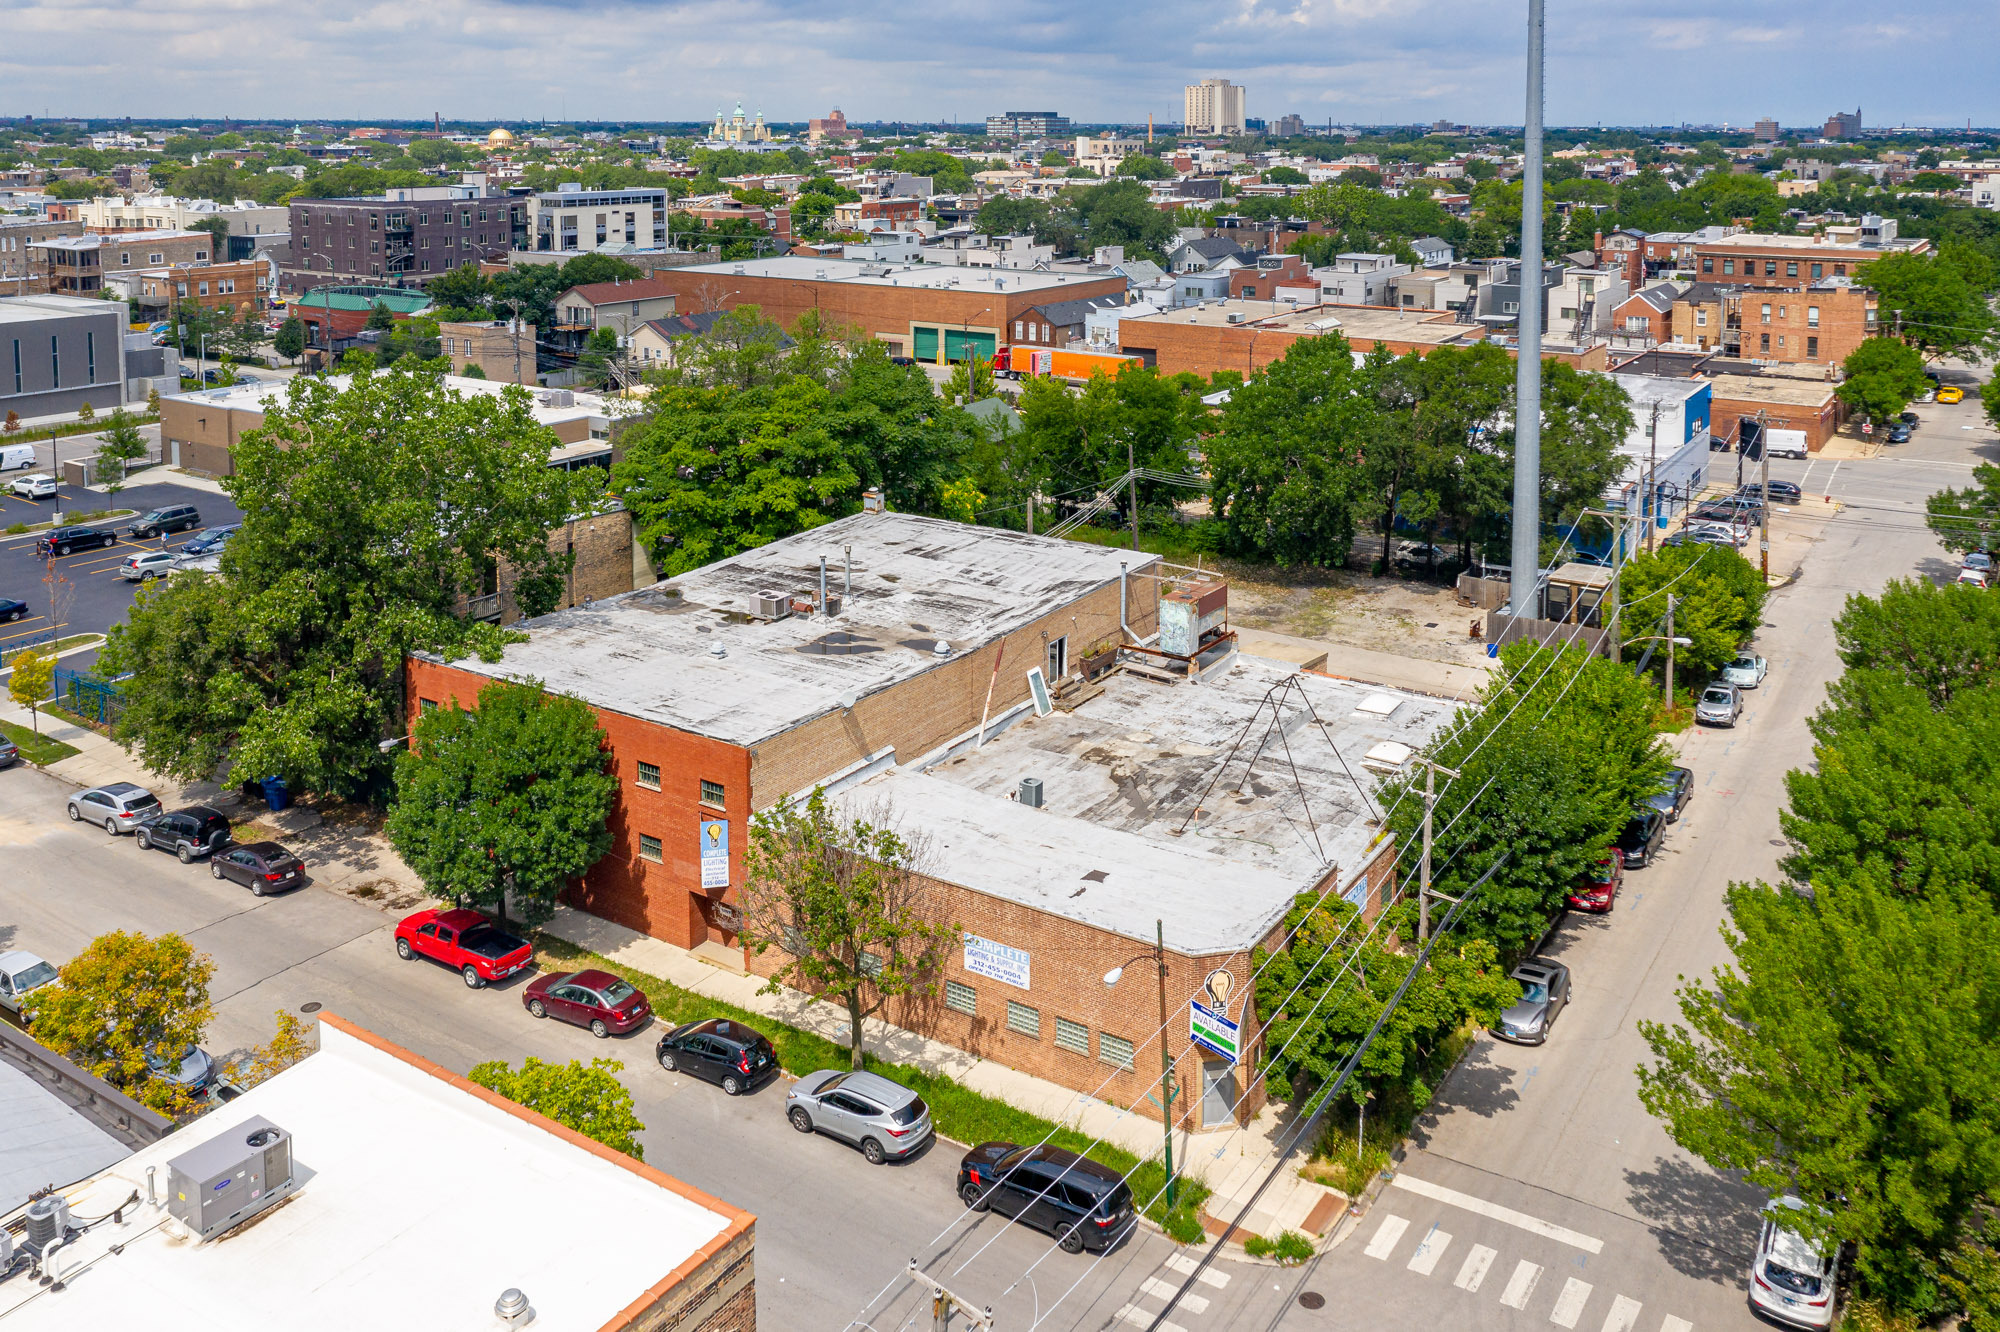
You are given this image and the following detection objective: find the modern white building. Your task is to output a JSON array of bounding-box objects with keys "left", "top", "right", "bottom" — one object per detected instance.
[
  {"left": 532, "top": 182, "right": 671, "bottom": 253},
  {"left": 65, "top": 194, "right": 288, "bottom": 238},
  {"left": 1184, "top": 78, "right": 1247, "bottom": 136}
]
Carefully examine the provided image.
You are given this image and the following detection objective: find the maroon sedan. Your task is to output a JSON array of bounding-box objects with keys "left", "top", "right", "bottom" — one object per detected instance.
[
  {"left": 1567, "top": 856, "right": 1622, "bottom": 913},
  {"left": 523, "top": 969, "right": 651, "bottom": 1038}
]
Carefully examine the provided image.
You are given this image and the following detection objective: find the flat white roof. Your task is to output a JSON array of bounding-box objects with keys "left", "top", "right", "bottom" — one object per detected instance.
[
  {"left": 667, "top": 254, "right": 1112, "bottom": 295},
  {"left": 847, "top": 656, "right": 1453, "bottom": 953},
  {"left": 164, "top": 374, "right": 612, "bottom": 429},
  {"left": 0, "top": 1019, "right": 746, "bottom": 1331},
  {"left": 436, "top": 511, "right": 1160, "bottom": 746}
]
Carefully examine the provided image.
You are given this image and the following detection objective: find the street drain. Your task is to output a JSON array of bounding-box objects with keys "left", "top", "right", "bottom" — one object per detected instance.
[
  {"left": 1770, "top": 839, "right": 1786, "bottom": 847},
  {"left": 1298, "top": 1291, "right": 1326, "bottom": 1309},
  {"left": 298, "top": 1001, "right": 322, "bottom": 1014}
]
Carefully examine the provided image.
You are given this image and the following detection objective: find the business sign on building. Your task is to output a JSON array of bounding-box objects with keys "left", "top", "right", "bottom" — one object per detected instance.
[
  {"left": 963, "top": 934, "right": 1031, "bottom": 990},
  {"left": 1189, "top": 1000, "right": 1240, "bottom": 1064},
  {"left": 699, "top": 818, "right": 729, "bottom": 890}
]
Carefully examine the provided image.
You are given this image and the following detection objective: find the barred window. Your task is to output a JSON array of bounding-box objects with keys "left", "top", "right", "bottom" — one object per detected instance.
[
  {"left": 944, "top": 980, "right": 976, "bottom": 1014},
  {"left": 700, "top": 779, "right": 726, "bottom": 807},
  {"left": 635, "top": 761, "right": 661, "bottom": 790},
  {"left": 1006, "top": 1001, "right": 1040, "bottom": 1039},
  {"left": 1098, "top": 1032, "right": 1135, "bottom": 1070},
  {"left": 1055, "top": 1017, "right": 1089, "bottom": 1056},
  {"left": 638, "top": 834, "right": 663, "bottom": 862}
]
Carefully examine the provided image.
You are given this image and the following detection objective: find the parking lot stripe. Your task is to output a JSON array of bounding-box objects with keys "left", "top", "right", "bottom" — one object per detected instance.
[
  {"left": 1389, "top": 1174, "right": 1605, "bottom": 1253},
  {"left": 1453, "top": 1243, "right": 1496, "bottom": 1292},
  {"left": 1599, "top": 1294, "right": 1642, "bottom": 1332},
  {"left": 1164, "top": 1253, "right": 1229, "bottom": 1288},
  {"left": 1364, "top": 1214, "right": 1410, "bottom": 1260},
  {"left": 1499, "top": 1260, "right": 1542, "bottom": 1310},
  {"left": 0, "top": 619, "right": 55, "bottom": 642},
  {"left": 1406, "top": 1227, "right": 1451, "bottom": 1276},
  {"left": 1549, "top": 1277, "right": 1592, "bottom": 1327},
  {"left": 1140, "top": 1278, "right": 1207, "bottom": 1313}
]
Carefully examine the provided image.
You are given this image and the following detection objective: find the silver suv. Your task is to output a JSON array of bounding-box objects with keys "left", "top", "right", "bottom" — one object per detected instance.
[
  {"left": 66, "top": 782, "right": 162, "bottom": 835},
  {"left": 1695, "top": 682, "right": 1744, "bottom": 728},
  {"left": 786, "top": 1069, "right": 933, "bottom": 1164}
]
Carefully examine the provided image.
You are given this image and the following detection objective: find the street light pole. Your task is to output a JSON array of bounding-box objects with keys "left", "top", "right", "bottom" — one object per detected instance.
[
  {"left": 1664, "top": 593, "right": 1677, "bottom": 712},
  {"left": 1418, "top": 758, "right": 1462, "bottom": 943},
  {"left": 1104, "top": 920, "right": 1178, "bottom": 1208}
]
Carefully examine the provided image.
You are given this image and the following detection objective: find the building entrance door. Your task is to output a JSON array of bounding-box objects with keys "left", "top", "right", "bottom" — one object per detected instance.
[{"left": 1201, "top": 1060, "right": 1237, "bottom": 1127}]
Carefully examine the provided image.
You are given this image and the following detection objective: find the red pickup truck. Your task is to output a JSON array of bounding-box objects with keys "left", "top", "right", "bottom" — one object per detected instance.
[{"left": 394, "top": 908, "right": 533, "bottom": 988}]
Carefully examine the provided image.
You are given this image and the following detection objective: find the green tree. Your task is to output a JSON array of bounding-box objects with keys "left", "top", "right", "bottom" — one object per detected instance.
[
  {"left": 1926, "top": 462, "right": 2000, "bottom": 558},
  {"left": 94, "top": 406, "right": 149, "bottom": 499},
  {"left": 1263, "top": 165, "right": 1307, "bottom": 185},
  {"left": 1837, "top": 335, "right": 1931, "bottom": 423},
  {"left": 1040, "top": 149, "right": 1067, "bottom": 167},
  {"left": 101, "top": 365, "right": 584, "bottom": 797},
  {"left": 468, "top": 1056, "right": 646, "bottom": 1158},
  {"left": 425, "top": 261, "right": 494, "bottom": 315},
  {"left": 21, "top": 931, "right": 215, "bottom": 1116},
  {"left": 7, "top": 644, "right": 54, "bottom": 733},
  {"left": 1855, "top": 250, "right": 1999, "bottom": 360},
  {"left": 188, "top": 215, "right": 232, "bottom": 260},
  {"left": 1985, "top": 373, "right": 2000, "bottom": 435},
  {"left": 739, "top": 790, "right": 957, "bottom": 1071},
  {"left": 974, "top": 195, "right": 1054, "bottom": 242},
  {"left": 364, "top": 300, "right": 397, "bottom": 332},
  {"left": 1116, "top": 154, "right": 1173, "bottom": 181},
  {"left": 273, "top": 316, "right": 306, "bottom": 364},
  {"left": 943, "top": 353, "right": 996, "bottom": 405},
  {"left": 1615, "top": 542, "right": 1768, "bottom": 673},
  {"left": 386, "top": 678, "right": 617, "bottom": 928}
]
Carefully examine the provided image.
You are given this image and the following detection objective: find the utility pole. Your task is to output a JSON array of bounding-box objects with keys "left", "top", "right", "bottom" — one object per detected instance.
[
  {"left": 1417, "top": 758, "right": 1462, "bottom": 943},
  {"left": 1758, "top": 408, "right": 1771, "bottom": 579},
  {"left": 1644, "top": 400, "right": 1660, "bottom": 555},
  {"left": 1154, "top": 918, "right": 1176, "bottom": 1207},
  {"left": 1128, "top": 433, "right": 1140, "bottom": 551},
  {"left": 903, "top": 1261, "right": 993, "bottom": 1332},
  {"left": 1026, "top": 490, "right": 1035, "bottom": 537},
  {"left": 1664, "top": 592, "right": 1677, "bottom": 713},
  {"left": 1506, "top": 0, "right": 1548, "bottom": 627}
]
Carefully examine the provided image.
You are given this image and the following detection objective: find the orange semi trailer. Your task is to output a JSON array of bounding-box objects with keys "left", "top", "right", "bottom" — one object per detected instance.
[{"left": 992, "top": 346, "right": 1141, "bottom": 382}]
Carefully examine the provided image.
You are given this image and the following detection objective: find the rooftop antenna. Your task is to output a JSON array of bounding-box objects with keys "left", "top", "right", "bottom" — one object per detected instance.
[{"left": 1507, "top": 0, "right": 1547, "bottom": 626}]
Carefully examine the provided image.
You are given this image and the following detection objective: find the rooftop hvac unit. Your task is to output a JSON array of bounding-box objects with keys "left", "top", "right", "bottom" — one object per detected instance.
[
  {"left": 1225, "top": 312, "right": 1246, "bottom": 324},
  {"left": 1018, "top": 777, "right": 1044, "bottom": 808},
  {"left": 166, "top": 1116, "right": 297, "bottom": 1242},
  {"left": 539, "top": 388, "right": 574, "bottom": 408},
  {"left": 753, "top": 591, "right": 790, "bottom": 620},
  {"left": 21, "top": 1195, "right": 71, "bottom": 1256}
]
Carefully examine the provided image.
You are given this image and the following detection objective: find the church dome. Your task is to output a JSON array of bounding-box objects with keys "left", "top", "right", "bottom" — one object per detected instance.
[{"left": 486, "top": 127, "right": 517, "bottom": 149}]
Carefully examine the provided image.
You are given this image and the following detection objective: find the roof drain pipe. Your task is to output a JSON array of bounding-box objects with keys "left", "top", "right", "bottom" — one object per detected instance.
[
  {"left": 819, "top": 555, "right": 829, "bottom": 617},
  {"left": 843, "top": 544, "right": 852, "bottom": 608},
  {"left": 1119, "top": 561, "right": 1132, "bottom": 644}
]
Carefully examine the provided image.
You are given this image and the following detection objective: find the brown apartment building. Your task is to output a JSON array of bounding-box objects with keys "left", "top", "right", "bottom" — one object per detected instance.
[
  {"left": 1690, "top": 226, "right": 1929, "bottom": 288},
  {"left": 403, "top": 511, "right": 1451, "bottom": 1129},
  {"left": 644, "top": 256, "right": 1128, "bottom": 363},
  {"left": 0, "top": 216, "right": 84, "bottom": 295},
  {"left": 134, "top": 258, "right": 269, "bottom": 320},
  {"left": 29, "top": 228, "right": 211, "bottom": 295},
  {"left": 1671, "top": 280, "right": 1875, "bottom": 367}
]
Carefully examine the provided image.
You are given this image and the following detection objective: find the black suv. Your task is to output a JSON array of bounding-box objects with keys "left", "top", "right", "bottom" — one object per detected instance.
[
  {"left": 957, "top": 1142, "right": 1137, "bottom": 1254},
  {"left": 128, "top": 505, "right": 202, "bottom": 538},
  {"left": 35, "top": 525, "right": 116, "bottom": 557},
  {"left": 656, "top": 1018, "right": 778, "bottom": 1096},
  {"left": 1618, "top": 809, "right": 1667, "bottom": 868},
  {"left": 135, "top": 805, "right": 232, "bottom": 862}
]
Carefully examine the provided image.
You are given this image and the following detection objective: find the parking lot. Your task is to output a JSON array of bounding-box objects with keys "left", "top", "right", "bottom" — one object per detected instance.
[{"left": 0, "top": 475, "right": 242, "bottom": 676}]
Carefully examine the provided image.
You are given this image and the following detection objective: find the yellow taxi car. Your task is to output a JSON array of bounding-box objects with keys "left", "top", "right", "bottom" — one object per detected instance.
[{"left": 1937, "top": 385, "right": 1965, "bottom": 404}]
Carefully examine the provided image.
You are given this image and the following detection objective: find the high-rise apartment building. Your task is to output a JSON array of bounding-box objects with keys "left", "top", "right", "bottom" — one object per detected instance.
[
  {"left": 1753, "top": 118, "right": 1781, "bottom": 142},
  {"left": 1184, "top": 78, "right": 1246, "bottom": 136},
  {"left": 985, "top": 111, "right": 1071, "bottom": 139},
  {"left": 1822, "top": 108, "right": 1861, "bottom": 140}
]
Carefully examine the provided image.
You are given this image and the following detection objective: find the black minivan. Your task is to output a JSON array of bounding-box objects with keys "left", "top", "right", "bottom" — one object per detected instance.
[
  {"left": 655, "top": 1018, "right": 778, "bottom": 1096},
  {"left": 129, "top": 504, "right": 202, "bottom": 538},
  {"left": 957, "top": 1142, "right": 1137, "bottom": 1254}
]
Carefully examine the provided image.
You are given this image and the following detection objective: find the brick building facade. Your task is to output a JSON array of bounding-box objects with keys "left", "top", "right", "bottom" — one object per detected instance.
[
  {"left": 0, "top": 216, "right": 84, "bottom": 296},
  {"left": 437, "top": 318, "right": 537, "bottom": 383},
  {"left": 30, "top": 229, "right": 211, "bottom": 295},
  {"left": 134, "top": 258, "right": 268, "bottom": 319},
  {"left": 286, "top": 193, "right": 527, "bottom": 290},
  {"left": 1690, "top": 232, "right": 1929, "bottom": 288},
  {"left": 1670, "top": 281, "right": 1874, "bottom": 366}
]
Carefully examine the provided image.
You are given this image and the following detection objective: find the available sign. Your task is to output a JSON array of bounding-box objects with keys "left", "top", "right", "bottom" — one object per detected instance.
[
  {"left": 1189, "top": 1000, "right": 1240, "bottom": 1064},
  {"left": 699, "top": 818, "right": 729, "bottom": 889},
  {"left": 963, "top": 934, "right": 1031, "bottom": 990}
]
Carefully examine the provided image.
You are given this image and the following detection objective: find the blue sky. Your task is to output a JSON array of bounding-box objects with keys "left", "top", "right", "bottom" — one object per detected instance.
[{"left": 2, "top": 0, "right": 1991, "bottom": 129}]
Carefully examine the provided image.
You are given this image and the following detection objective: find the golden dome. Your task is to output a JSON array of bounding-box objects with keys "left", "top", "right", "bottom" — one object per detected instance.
[{"left": 486, "top": 127, "right": 516, "bottom": 149}]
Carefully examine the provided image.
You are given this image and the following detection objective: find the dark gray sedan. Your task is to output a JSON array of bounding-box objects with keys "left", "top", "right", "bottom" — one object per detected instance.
[
  {"left": 1494, "top": 959, "right": 1571, "bottom": 1046},
  {"left": 210, "top": 840, "right": 305, "bottom": 895},
  {"left": 786, "top": 1069, "right": 933, "bottom": 1164}
]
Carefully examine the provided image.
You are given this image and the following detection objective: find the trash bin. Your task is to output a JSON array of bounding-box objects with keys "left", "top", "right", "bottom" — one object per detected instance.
[
  {"left": 259, "top": 776, "right": 290, "bottom": 812},
  {"left": 1486, "top": 643, "right": 1500, "bottom": 658}
]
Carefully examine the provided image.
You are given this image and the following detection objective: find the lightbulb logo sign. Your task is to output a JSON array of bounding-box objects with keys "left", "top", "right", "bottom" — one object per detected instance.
[
  {"left": 1203, "top": 968, "right": 1234, "bottom": 1015},
  {"left": 699, "top": 818, "right": 729, "bottom": 889},
  {"left": 1189, "top": 967, "right": 1240, "bottom": 1064}
]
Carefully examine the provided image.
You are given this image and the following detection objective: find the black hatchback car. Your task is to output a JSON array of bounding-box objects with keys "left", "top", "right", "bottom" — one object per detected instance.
[
  {"left": 958, "top": 1142, "right": 1137, "bottom": 1254},
  {"left": 128, "top": 505, "right": 202, "bottom": 538},
  {"left": 211, "top": 840, "right": 304, "bottom": 895},
  {"left": 35, "top": 525, "right": 115, "bottom": 557},
  {"left": 1618, "top": 809, "right": 1667, "bottom": 868},
  {"left": 655, "top": 1018, "right": 778, "bottom": 1095},
  {"left": 134, "top": 806, "right": 232, "bottom": 862},
  {"left": 1645, "top": 765, "right": 1695, "bottom": 823}
]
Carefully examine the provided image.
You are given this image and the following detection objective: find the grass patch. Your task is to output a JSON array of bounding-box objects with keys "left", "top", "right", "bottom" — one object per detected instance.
[
  {"left": 1300, "top": 1021, "right": 1480, "bottom": 1197},
  {"left": 1059, "top": 517, "right": 1223, "bottom": 569},
  {"left": 1, "top": 412, "right": 159, "bottom": 443},
  {"left": 11, "top": 509, "right": 137, "bottom": 534},
  {"left": 40, "top": 702, "right": 107, "bottom": 734},
  {"left": 0, "top": 717, "right": 80, "bottom": 764},
  {"left": 231, "top": 820, "right": 287, "bottom": 844},
  {"left": 1243, "top": 1230, "right": 1316, "bottom": 1264},
  {"left": 530, "top": 931, "right": 1211, "bottom": 1239}
]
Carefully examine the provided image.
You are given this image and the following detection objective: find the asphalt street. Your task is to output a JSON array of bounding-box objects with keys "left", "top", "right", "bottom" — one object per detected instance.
[
  {"left": 0, "top": 764, "right": 1271, "bottom": 1332},
  {"left": 0, "top": 472, "right": 241, "bottom": 676}
]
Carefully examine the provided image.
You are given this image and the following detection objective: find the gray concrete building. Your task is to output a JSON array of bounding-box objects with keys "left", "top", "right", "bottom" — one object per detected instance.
[{"left": 0, "top": 294, "right": 131, "bottom": 419}]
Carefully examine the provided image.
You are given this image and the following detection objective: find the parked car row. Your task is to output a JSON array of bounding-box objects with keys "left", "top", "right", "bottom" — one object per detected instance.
[{"left": 64, "top": 783, "right": 306, "bottom": 896}]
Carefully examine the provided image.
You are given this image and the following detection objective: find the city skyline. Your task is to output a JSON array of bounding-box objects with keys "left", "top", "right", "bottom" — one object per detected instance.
[{"left": 4, "top": 0, "right": 1993, "bottom": 129}]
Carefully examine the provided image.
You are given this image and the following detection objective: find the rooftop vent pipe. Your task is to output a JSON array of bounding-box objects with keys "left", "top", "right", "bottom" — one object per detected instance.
[
  {"left": 495, "top": 1288, "right": 534, "bottom": 1328},
  {"left": 932, "top": 640, "right": 951, "bottom": 658},
  {"left": 708, "top": 642, "right": 727, "bottom": 658}
]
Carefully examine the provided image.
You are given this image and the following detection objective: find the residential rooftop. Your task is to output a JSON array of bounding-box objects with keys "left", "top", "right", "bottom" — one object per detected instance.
[
  {"left": 841, "top": 655, "right": 1453, "bottom": 954},
  {"left": 163, "top": 373, "right": 614, "bottom": 433},
  {"left": 664, "top": 254, "right": 1119, "bottom": 295},
  {"left": 1702, "top": 373, "right": 1840, "bottom": 406},
  {"left": 431, "top": 511, "right": 1162, "bottom": 747},
  {"left": 1121, "top": 299, "right": 1478, "bottom": 347},
  {"left": 27, "top": 228, "right": 206, "bottom": 251},
  {"left": 0, "top": 1018, "right": 749, "bottom": 1331}
]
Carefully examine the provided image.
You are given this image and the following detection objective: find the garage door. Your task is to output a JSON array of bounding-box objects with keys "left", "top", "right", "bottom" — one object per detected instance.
[
  {"left": 943, "top": 329, "right": 997, "bottom": 363},
  {"left": 912, "top": 326, "right": 939, "bottom": 361}
]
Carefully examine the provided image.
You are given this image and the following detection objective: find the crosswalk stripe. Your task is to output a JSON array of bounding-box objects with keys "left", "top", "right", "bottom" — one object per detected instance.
[
  {"left": 1499, "top": 1259, "right": 1543, "bottom": 1310},
  {"left": 1659, "top": 1319, "right": 1693, "bottom": 1332},
  {"left": 1406, "top": 1227, "right": 1452, "bottom": 1276},
  {"left": 1600, "top": 1294, "right": 1643, "bottom": 1332},
  {"left": 1365, "top": 1214, "right": 1410, "bottom": 1259},
  {"left": 1391, "top": 1173, "right": 1605, "bottom": 1254},
  {"left": 1164, "top": 1253, "right": 1230, "bottom": 1288},
  {"left": 1117, "top": 1305, "right": 1183, "bottom": 1332},
  {"left": 1550, "top": 1277, "right": 1593, "bottom": 1328},
  {"left": 1140, "top": 1278, "right": 1208, "bottom": 1314},
  {"left": 1454, "top": 1244, "right": 1497, "bottom": 1292}
]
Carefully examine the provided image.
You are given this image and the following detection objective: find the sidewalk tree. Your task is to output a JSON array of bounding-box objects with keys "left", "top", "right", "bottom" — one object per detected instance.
[
  {"left": 7, "top": 645, "right": 54, "bottom": 733},
  {"left": 273, "top": 316, "right": 306, "bottom": 365},
  {"left": 469, "top": 1056, "right": 646, "bottom": 1159},
  {"left": 739, "top": 790, "right": 957, "bottom": 1071},
  {"left": 76, "top": 400, "right": 94, "bottom": 421},
  {"left": 364, "top": 300, "right": 396, "bottom": 332},
  {"left": 385, "top": 677, "right": 617, "bottom": 926},
  {"left": 1854, "top": 249, "right": 1999, "bottom": 361},
  {"left": 94, "top": 406, "right": 149, "bottom": 499},
  {"left": 1926, "top": 462, "right": 2000, "bottom": 561},
  {"left": 224, "top": 1009, "right": 316, "bottom": 1090},
  {"left": 1837, "top": 336, "right": 1931, "bottom": 424},
  {"left": 943, "top": 353, "right": 995, "bottom": 406},
  {"left": 20, "top": 931, "right": 216, "bottom": 1115},
  {"left": 1615, "top": 542, "right": 1768, "bottom": 672},
  {"left": 101, "top": 364, "right": 586, "bottom": 797},
  {"left": 1830, "top": 577, "right": 2000, "bottom": 705}
]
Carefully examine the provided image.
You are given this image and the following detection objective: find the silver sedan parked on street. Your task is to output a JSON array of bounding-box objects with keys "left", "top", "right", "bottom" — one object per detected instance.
[{"left": 1695, "top": 682, "right": 1744, "bottom": 727}]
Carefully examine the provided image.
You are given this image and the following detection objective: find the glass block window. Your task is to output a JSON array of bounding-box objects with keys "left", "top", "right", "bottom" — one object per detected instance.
[
  {"left": 1099, "top": 1033, "right": 1136, "bottom": 1070},
  {"left": 1006, "top": 1001, "right": 1040, "bottom": 1039},
  {"left": 944, "top": 981, "right": 976, "bottom": 1014},
  {"left": 859, "top": 951, "right": 885, "bottom": 978},
  {"left": 1055, "top": 1017, "right": 1090, "bottom": 1056}
]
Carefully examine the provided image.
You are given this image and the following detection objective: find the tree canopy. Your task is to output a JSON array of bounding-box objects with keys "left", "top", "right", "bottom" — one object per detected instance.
[
  {"left": 1838, "top": 334, "right": 1933, "bottom": 423},
  {"left": 1615, "top": 542, "right": 1768, "bottom": 673},
  {"left": 469, "top": 1056, "right": 647, "bottom": 1158},
  {"left": 1855, "top": 249, "right": 1999, "bottom": 361},
  {"left": 23, "top": 931, "right": 215, "bottom": 1115}
]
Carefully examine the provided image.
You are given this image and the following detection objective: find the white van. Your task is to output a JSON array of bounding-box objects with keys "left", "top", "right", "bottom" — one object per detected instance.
[{"left": 0, "top": 443, "right": 36, "bottom": 471}]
